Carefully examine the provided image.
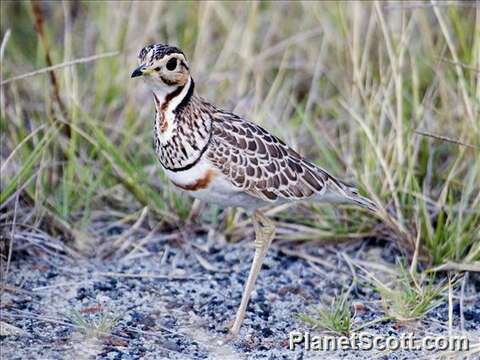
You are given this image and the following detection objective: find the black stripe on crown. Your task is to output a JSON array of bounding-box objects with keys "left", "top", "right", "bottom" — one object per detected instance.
[{"left": 138, "top": 44, "right": 185, "bottom": 64}]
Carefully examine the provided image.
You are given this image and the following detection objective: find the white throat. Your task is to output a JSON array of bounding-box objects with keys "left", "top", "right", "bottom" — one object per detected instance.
[{"left": 151, "top": 76, "right": 192, "bottom": 143}]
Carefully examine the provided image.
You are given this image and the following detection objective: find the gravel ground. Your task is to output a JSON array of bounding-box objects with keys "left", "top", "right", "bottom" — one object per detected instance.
[{"left": 1, "top": 234, "right": 479, "bottom": 359}]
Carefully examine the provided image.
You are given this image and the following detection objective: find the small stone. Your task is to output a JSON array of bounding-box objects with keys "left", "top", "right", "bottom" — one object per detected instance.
[
  {"left": 0, "top": 321, "right": 25, "bottom": 337},
  {"left": 76, "top": 287, "right": 89, "bottom": 300},
  {"left": 261, "top": 327, "right": 273, "bottom": 337},
  {"left": 464, "top": 309, "right": 480, "bottom": 322},
  {"left": 93, "top": 281, "right": 113, "bottom": 292}
]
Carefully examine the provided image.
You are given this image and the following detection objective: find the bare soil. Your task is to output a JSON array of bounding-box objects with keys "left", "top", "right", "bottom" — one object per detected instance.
[{"left": 1, "top": 234, "right": 479, "bottom": 359}]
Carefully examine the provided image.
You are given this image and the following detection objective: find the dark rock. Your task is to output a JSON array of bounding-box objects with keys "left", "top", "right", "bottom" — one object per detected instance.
[
  {"left": 261, "top": 327, "right": 273, "bottom": 337},
  {"left": 76, "top": 287, "right": 89, "bottom": 300},
  {"left": 46, "top": 271, "right": 58, "bottom": 279},
  {"left": 464, "top": 309, "right": 480, "bottom": 322},
  {"left": 93, "top": 281, "right": 114, "bottom": 292}
]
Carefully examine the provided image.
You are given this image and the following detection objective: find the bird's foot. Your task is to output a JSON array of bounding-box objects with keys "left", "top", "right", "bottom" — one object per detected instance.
[{"left": 220, "top": 319, "right": 240, "bottom": 341}]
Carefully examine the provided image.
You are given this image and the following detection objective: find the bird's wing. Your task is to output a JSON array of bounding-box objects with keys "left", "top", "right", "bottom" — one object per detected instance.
[{"left": 206, "top": 112, "right": 343, "bottom": 202}]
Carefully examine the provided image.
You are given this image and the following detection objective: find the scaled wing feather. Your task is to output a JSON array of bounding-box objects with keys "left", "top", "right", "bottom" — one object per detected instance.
[{"left": 207, "top": 112, "right": 334, "bottom": 202}]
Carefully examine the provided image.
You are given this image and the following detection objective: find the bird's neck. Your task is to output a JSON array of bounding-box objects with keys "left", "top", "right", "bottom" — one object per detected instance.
[
  {"left": 152, "top": 76, "right": 194, "bottom": 142},
  {"left": 152, "top": 76, "right": 212, "bottom": 171},
  {"left": 152, "top": 76, "right": 194, "bottom": 118}
]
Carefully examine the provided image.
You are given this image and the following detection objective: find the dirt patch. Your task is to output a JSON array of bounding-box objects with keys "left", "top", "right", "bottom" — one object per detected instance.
[{"left": 1, "top": 235, "right": 479, "bottom": 359}]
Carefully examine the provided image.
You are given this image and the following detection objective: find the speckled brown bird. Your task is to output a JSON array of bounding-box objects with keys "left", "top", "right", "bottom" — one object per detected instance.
[{"left": 131, "top": 43, "right": 377, "bottom": 335}]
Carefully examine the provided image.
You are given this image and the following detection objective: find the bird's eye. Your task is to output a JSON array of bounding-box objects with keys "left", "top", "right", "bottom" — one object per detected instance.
[
  {"left": 166, "top": 58, "right": 177, "bottom": 71},
  {"left": 154, "top": 67, "right": 161, "bottom": 71}
]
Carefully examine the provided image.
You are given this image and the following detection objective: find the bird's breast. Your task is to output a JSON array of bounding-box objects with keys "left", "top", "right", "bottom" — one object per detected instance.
[
  {"left": 171, "top": 169, "right": 216, "bottom": 191},
  {"left": 163, "top": 159, "right": 271, "bottom": 210},
  {"left": 163, "top": 160, "right": 217, "bottom": 192}
]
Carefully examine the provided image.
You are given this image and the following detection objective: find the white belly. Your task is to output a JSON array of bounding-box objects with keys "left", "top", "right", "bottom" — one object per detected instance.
[
  {"left": 163, "top": 159, "right": 213, "bottom": 186},
  {"left": 163, "top": 159, "right": 267, "bottom": 210}
]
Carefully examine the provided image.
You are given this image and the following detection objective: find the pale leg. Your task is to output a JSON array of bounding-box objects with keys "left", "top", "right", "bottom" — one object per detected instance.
[{"left": 230, "top": 211, "right": 275, "bottom": 335}]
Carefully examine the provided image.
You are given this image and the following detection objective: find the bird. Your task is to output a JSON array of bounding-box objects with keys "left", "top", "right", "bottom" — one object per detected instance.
[{"left": 131, "top": 43, "right": 377, "bottom": 336}]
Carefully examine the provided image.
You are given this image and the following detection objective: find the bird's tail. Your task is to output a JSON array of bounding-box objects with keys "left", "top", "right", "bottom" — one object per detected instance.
[
  {"left": 339, "top": 181, "right": 378, "bottom": 213},
  {"left": 313, "top": 167, "right": 379, "bottom": 214},
  {"left": 348, "top": 192, "right": 378, "bottom": 213},
  {"left": 321, "top": 173, "right": 378, "bottom": 214}
]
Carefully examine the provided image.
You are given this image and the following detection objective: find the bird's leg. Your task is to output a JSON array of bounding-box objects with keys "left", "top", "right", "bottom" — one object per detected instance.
[{"left": 230, "top": 211, "right": 275, "bottom": 336}]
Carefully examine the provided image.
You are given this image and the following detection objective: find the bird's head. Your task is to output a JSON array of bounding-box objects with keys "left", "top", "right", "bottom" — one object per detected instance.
[{"left": 131, "top": 44, "right": 191, "bottom": 98}]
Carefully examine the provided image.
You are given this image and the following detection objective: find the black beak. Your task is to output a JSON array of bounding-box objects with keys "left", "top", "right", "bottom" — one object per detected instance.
[{"left": 131, "top": 65, "right": 144, "bottom": 78}]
